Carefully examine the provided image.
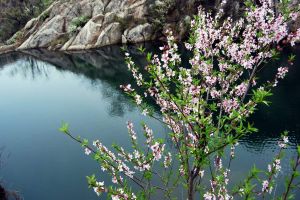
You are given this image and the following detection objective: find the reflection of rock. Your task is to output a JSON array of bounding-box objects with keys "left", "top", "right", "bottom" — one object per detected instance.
[
  {"left": 0, "top": 44, "right": 149, "bottom": 117},
  {"left": 1, "top": 44, "right": 300, "bottom": 147}
]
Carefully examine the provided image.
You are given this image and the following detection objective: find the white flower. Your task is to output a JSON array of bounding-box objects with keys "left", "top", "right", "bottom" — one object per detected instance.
[
  {"left": 142, "top": 109, "right": 149, "bottom": 116},
  {"left": 93, "top": 182, "right": 104, "bottom": 196},
  {"left": 239, "top": 188, "right": 244, "bottom": 196},
  {"left": 117, "top": 164, "right": 123, "bottom": 172},
  {"left": 142, "top": 164, "right": 151, "bottom": 171},
  {"left": 283, "top": 136, "right": 289, "bottom": 144},
  {"left": 273, "top": 159, "right": 281, "bottom": 172},
  {"left": 163, "top": 152, "right": 172, "bottom": 168},
  {"left": 268, "top": 164, "right": 272, "bottom": 172},
  {"left": 92, "top": 140, "right": 99, "bottom": 147},
  {"left": 111, "top": 195, "right": 120, "bottom": 200},
  {"left": 135, "top": 94, "right": 142, "bottom": 105},
  {"left": 101, "top": 166, "right": 106, "bottom": 172},
  {"left": 278, "top": 136, "right": 289, "bottom": 148},
  {"left": 204, "top": 192, "right": 215, "bottom": 200},
  {"left": 84, "top": 148, "right": 91, "bottom": 155},
  {"left": 93, "top": 187, "right": 101, "bottom": 196},
  {"left": 96, "top": 181, "right": 104, "bottom": 187},
  {"left": 199, "top": 170, "right": 204, "bottom": 178}
]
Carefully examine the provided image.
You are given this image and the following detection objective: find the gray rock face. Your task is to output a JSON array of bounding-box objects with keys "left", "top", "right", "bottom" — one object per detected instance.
[
  {"left": 19, "top": 15, "right": 65, "bottom": 49},
  {"left": 10, "top": 0, "right": 300, "bottom": 51},
  {"left": 123, "top": 23, "right": 154, "bottom": 43},
  {"left": 67, "top": 16, "right": 103, "bottom": 50},
  {"left": 95, "top": 22, "right": 122, "bottom": 47},
  {"left": 13, "top": 0, "right": 201, "bottom": 51},
  {"left": 16, "top": 0, "right": 159, "bottom": 51}
]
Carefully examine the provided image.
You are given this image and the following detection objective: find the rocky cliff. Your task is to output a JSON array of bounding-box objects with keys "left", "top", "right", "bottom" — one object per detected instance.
[
  {"left": 6, "top": 0, "right": 199, "bottom": 51},
  {"left": 1, "top": 0, "right": 299, "bottom": 53}
]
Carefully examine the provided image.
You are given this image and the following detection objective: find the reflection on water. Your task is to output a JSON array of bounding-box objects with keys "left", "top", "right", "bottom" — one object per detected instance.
[
  {"left": 241, "top": 46, "right": 300, "bottom": 152},
  {"left": 0, "top": 48, "right": 139, "bottom": 118},
  {"left": 0, "top": 44, "right": 299, "bottom": 199}
]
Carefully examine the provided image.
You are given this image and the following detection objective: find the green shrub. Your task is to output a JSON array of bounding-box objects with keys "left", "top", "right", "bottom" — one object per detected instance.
[
  {"left": 6, "top": 31, "right": 23, "bottom": 45},
  {"left": 68, "top": 15, "right": 90, "bottom": 35}
]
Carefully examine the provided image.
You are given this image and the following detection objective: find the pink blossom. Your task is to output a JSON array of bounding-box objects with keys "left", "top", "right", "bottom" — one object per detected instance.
[
  {"left": 120, "top": 84, "right": 134, "bottom": 92},
  {"left": 204, "top": 192, "right": 216, "bottom": 200},
  {"left": 210, "top": 89, "right": 221, "bottom": 99},
  {"left": 290, "top": 12, "right": 298, "bottom": 21},
  {"left": 262, "top": 180, "right": 272, "bottom": 193},
  {"left": 150, "top": 142, "right": 165, "bottom": 161},
  {"left": 276, "top": 67, "right": 288, "bottom": 79},
  {"left": 205, "top": 76, "right": 217, "bottom": 86},
  {"left": 278, "top": 136, "right": 289, "bottom": 148},
  {"left": 235, "top": 82, "right": 247, "bottom": 97},
  {"left": 127, "top": 122, "right": 137, "bottom": 141},
  {"left": 222, "top": 98, "right": 239, "bottom": 113},
  {"left": 163, "top": 152, "right": 172, "bottom": 168}
]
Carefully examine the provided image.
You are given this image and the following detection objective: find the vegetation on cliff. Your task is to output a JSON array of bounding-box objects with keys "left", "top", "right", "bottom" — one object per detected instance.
[{"left": 0, "top": 0, "right": 53, "bottom": 43}]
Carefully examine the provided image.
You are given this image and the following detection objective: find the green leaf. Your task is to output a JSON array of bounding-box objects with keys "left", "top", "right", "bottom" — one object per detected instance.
[
  {"left": 144, "top": 171, "right": 152, "bottom": 180},
  {"left": 146, "top": 53, "right": 152, "bottom": 62},
  {"left": 288, "top": 194, "right": 295, "bottom": 200},
  {"left": 271, "top": 48, "right": 280, "bottom": 60},
  {"left": 82, "top": 139, "right": 89, "bottom": 147},
  {"left": 86, "top": 174, "right": 96, "bottom": 187},
  {"left": 244, "top": 0, "right": 254, "bottom": 8},
  {"left": 93, "top": 153, "right": 101, "bottom": 161},
  {"left": 251, "top": 165, "right": 261, "bottom": 176},
  {"left": 137, "top": 45, "right": 146, "bottom": 53},
  {"left": 247, "top": 123, "right": 258, "bottom": 133},
  {"left": 120, "top": 46, "right": 128, "bottom": 52},
  {"left": 59, "top": 122, "right": 69, "bottom": 134},
  {"left": 288, "top": 54, "right": 296, "bottom": 63}
]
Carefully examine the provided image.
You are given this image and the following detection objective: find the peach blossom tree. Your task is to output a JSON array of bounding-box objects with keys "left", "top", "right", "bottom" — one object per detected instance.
[{"left": 61, "top": 0, "right": 300, "bottom": 199}]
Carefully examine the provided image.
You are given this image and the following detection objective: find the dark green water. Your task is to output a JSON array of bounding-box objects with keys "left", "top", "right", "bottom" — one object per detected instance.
[{"left": 0, "top": 45, "right": 299, "bottom": 199}]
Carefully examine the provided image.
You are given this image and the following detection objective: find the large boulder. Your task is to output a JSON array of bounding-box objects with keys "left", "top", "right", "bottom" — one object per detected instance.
[
  {"left": 95, "top": 22, "right": 123, "bottom": 47},
  {"left": 19, "top": 15, "right": 65, "bottom": 49},
  {"left": 123, "top": 23, "right": 154, "bottom": 43},
  {"left": 67, "top": 14, "right": 104, "bottom": 50}
]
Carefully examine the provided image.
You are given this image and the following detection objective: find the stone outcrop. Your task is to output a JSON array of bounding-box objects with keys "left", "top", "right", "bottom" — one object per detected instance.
[
  {"left": 2, "top": 0, "right": 202, "bottom": 51},
  {"left": 0, "top": 44, "right": 17, "bottom": 54},
  {"left": 1, "top": 0, "right": 300, "bottom": 52}
]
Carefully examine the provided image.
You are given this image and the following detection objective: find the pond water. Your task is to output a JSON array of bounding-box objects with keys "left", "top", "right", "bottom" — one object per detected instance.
[{"left": 0, "top": 44, "right": 299, "bottom": 199}]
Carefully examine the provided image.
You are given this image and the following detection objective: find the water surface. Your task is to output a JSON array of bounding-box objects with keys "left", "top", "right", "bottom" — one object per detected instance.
[{"left": 0, "top": 45, "right": 299, "bottom": 199}]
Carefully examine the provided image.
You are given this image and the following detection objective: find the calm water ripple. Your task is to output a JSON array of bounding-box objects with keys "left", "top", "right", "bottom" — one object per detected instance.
[{"left": 0, "top": 44, "right": 299, "bottom": 199}]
